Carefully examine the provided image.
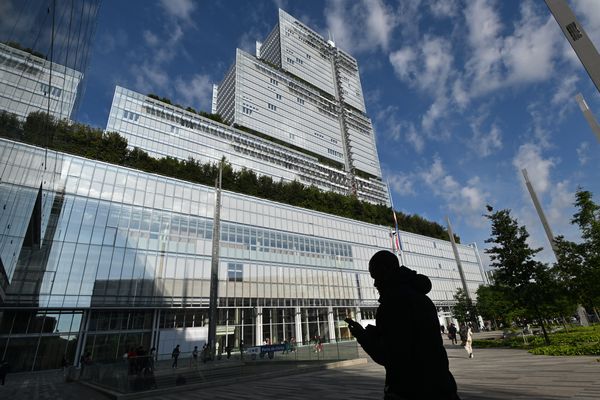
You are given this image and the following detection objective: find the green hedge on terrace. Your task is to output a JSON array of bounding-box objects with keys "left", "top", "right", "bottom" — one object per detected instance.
[{"left": 0, "top": 110, "right": 457, "bottom": 242}]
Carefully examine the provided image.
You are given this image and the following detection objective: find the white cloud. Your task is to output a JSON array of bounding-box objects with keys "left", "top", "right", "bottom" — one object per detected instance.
[
  {"left": 132, "top": 62, "right": 171, "bottom": 93},
  {"left": 463, "top": 0, "right": 560, "bottom": 98},
  {"left": 143, "top": 30, "right": 159, "bottom": 47},
  {"left": 576, "top": 142, "right": 589, "bottom": 165},
  {"left": 572, "top": 0, "right": 600, "bottom": 47},
  {"left": 406, "top": 126, "right": 425, "bottom": 153},
  {"left": 468, "top": 116, "right": 503, "bottom": 158},
  {"left": 512, "top": 143, "right": 555, "bottom": 194},
  {"left": 389, "top": 36, "right": 453, "bottom": 94},
  {"left": 551, "top": 74, "right": 579, "bottom": 106},
  {"left": 420, "top": 157, "right": 488, "bottom": 225},
  {"left": 174, "top": 73, "right": 213, "bottom": 111},
  {"left": 547, "top": 180, "right": 574, "bottom": 228},
  {"left": 421, "top": 97, "right": 448, "bottom": 133},
  {"left": 325, "top": 0, "right": 397, "bottom": 53},
  {"left": 428, "top": 0, "right": 458, "bottom": 18},
  {"left": 388, "top": 47, "right": 416, "bottom": 81},
  {"left": 159, "top": 0, "right": 197, "bottom": 26},
  {"left": 387, "top": 173, "right": 415, "bottom": 196}
]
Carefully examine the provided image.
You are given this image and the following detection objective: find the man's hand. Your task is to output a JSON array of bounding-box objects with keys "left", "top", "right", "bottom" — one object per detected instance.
[{"left": 345, "top": 318, "right": 365, "bottom": 339}]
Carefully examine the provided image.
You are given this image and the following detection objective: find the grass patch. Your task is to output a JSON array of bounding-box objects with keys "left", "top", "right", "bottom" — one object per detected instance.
[{"left": 472, "top": 324, "right": 600, "bottom": 356}]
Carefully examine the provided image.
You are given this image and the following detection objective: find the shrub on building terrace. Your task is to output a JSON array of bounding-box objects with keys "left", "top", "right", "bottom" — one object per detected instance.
[{"left": 0, "top": 110, "right": 458, "bottom": 242}]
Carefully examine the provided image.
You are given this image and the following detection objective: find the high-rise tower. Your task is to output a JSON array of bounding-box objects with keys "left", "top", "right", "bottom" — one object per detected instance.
[{"left": 214, "top": 9, "right": 386, "bottom": 203}]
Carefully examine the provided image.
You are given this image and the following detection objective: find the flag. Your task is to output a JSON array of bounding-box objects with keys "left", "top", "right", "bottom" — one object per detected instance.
[{"left": 392, "top": 210, "right": 401, "bottom": 252}]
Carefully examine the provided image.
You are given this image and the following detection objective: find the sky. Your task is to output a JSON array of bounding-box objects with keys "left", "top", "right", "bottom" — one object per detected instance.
[{"left": 2, "top": 0, "right": 600, "bottom": 268}]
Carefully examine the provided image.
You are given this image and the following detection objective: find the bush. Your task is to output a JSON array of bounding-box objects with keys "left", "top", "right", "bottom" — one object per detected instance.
[{"left": 473, "top": 324, "right": 600, "bottom": 355}]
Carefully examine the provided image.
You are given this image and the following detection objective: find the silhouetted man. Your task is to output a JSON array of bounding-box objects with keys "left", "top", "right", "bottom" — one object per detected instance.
[{"left": 346, "top": 250, "right": 459, "bottom": 400}]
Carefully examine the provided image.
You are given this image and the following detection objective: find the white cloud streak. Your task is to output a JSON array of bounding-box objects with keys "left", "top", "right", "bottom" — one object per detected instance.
[{"left": 325, "top": 0, "right": 397, "bottom": 53}]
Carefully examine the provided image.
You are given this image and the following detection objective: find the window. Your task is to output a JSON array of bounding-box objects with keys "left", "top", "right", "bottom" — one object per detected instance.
[
  {"left": 228, "top": 263, "right": 243, "bottom": 282},
  {"left": 268, "top": 103, "right": 277, "bottom": 111},
  {"left": 276, "top": 93, "right": 282, "bottom": 100},
  {"left": 242, "top": 106, "right": 253, "bottom": 115},
  {"left": 40, "top": 83, "right": 62, "bottom": 98},
  {"left": 296, "top": 97, "right": 304, "bottom": 105},
  {"left": 122, "top": 110, "right": 139, "bottom": 121},
  {"left": 270, "top": 78, "right": 278, "bottom": 86},
  {"left": 566, "top": 21, "right": 583, "bottom": 41}
]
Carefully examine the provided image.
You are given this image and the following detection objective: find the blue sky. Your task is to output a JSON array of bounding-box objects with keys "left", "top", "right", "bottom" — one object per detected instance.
[{"left": 4, "top": 0, "right": 600, "bottom": 267}]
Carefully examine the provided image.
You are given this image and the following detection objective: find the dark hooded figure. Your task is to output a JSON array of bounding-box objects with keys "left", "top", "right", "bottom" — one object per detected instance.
[{"left": 347, "top": 250, "right": 459, "bottom": 400}]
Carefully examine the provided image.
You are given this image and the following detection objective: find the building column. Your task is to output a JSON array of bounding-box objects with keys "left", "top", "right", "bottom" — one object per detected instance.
[
  {"left": 150, "top": 309, "right": 160, "bottom": 352},
  {"left": 255, "top": 307, "right": 263, "bottom": 346},
  {"left": 327, "top": 306, "right": 336, "bottom": 342},
  {"left": 74, "top": 310, "right": 91, "bottom": 367},
  {"left": 294, "top": 306, "right": 302, "bottom": 345},
  {"left": 355, "top": 307, "right": 362, "bottom": 324}
]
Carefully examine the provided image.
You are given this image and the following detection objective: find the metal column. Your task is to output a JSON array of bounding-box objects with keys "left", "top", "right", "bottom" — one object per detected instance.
[
  {"left": 446, "top": 216, "right": 470, "bottom": 300},
  {"left": 208, "top": 163, "right": 223, "bottom": 358}
]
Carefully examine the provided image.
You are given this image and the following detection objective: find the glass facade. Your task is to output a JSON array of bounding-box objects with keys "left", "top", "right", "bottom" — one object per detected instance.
[
  {"left": 0, "top": 139, "right": 486, "bottom": 371},
  {"left": 0, "top": 43, "right": 82, "bottom": 121}
]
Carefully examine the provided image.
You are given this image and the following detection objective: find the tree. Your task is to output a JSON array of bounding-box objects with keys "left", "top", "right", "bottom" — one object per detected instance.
[
  {"left": 484, "top": 207, "right": 552, "bottom": 344},
  {"left": 554, "top": 189, "right": 600, "bottom": 320},
  {"left": 451, "top": 288, "right": 478, "bottom": 327},
  {"left": 476, "top": 284, "right": 521, "bottom": 329}
]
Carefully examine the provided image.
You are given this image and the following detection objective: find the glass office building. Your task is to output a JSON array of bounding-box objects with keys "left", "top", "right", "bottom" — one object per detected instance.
[
  {"left": 0, "top": 138, "right": 486, "bottom": 371},
  {"left": 0, "top": 42, "right": 83, "bottom": 121},
  {"left": 106, "top": 8, "right": 388, "bottom": 206}
]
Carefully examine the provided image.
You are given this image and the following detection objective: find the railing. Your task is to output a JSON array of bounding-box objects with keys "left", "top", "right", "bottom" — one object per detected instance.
[{"left": 79, "top": 339, "right": 360, "bottom": 394}]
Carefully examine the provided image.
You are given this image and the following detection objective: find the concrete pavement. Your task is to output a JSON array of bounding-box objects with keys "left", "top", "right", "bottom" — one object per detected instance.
[{"left": 1, "top": 343, "right": 598, "bottom": 399}]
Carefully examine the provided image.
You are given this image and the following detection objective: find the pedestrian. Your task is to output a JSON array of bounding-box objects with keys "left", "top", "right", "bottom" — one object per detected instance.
[
  {"left": 448, "top": 323, "right": 458, "bottom": 345},
  {"left": 148, "top": 347, "right": 156, "bottom": 372},
  {"left": 440, "top": 324, "right": 446, "bottom": 334},
  {"left": 171, "top": 345, "right": 180, "bottom": 369},
  {"left": 0, "top": 360, "right": 9, "bottom": 386},
  {"left": 464, "top": 325, "right": 474, "bottom": 359},
  {"left": 346, "top": 250, "right": 459, "bottom": 400},
  {"left": 459, "top": 325, "right": 468, "bottom": 346},
  {"left": 192, "top": 345, "right": 199, "bottom": 368},
  {"left": 202, "top": 344, "right": 210, "bottom": 363},
  {"left": 225, "top": 345, "right": 232, "bottom": 359}
]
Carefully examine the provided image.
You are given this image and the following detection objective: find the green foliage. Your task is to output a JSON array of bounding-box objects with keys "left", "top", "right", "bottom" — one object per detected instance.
[
  {"left": 484, "top": 207, "right": 556, "bottom": 344},
  {"left": 528, "top": 343, "right": 600, "bottom": 356},
  {"left": 452, "top": 288, "right": 478, "bottom": 325},
  {"left": 3, "top": 41, "right": 45, "bottom": 58},
  {"left": 481, "top": 325, "right": 600, "bottom": 356},
  {"left": 473, "top": 325, "right": 600, "bottom": 355},
  {"left": 0, "top": 111, "right": 455, "bottom": 241},
  {"left": 554, "top": 189, "right": 600, "bottom": 316},
  {"left": 475, "top": 284, "right": 529, "bottom": 328}
]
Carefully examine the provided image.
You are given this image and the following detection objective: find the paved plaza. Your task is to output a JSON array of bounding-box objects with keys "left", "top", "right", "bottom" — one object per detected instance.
[{"left": 1, "top": 342, "right": 598, "bottom": 399}]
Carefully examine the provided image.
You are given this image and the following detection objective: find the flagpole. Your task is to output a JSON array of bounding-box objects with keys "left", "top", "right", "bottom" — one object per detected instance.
[{"left": 387, "top": 181, "right": 405, "bottom": 266}]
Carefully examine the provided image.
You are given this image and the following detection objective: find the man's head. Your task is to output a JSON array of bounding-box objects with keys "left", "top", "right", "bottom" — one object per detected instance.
[{"left": 368, "top": 250, "right": 432, "bottom": 295}]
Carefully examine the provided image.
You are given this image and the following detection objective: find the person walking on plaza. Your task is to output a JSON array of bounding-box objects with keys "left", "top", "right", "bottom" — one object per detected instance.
[
  {"left": 171, "top": 345, "right": 180, "bottom": 369},
  {"left": 191, "top": 345, "right": 199, "bottom": 368},
  {"left": 448, "top": 323, "right": 458, "bottom": 345},
  {"left": 346, "top": 250, "right": 459, "bottom": 400},
  {"left": 463, "top": 325, "right": 474, "bottom": 358}
]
